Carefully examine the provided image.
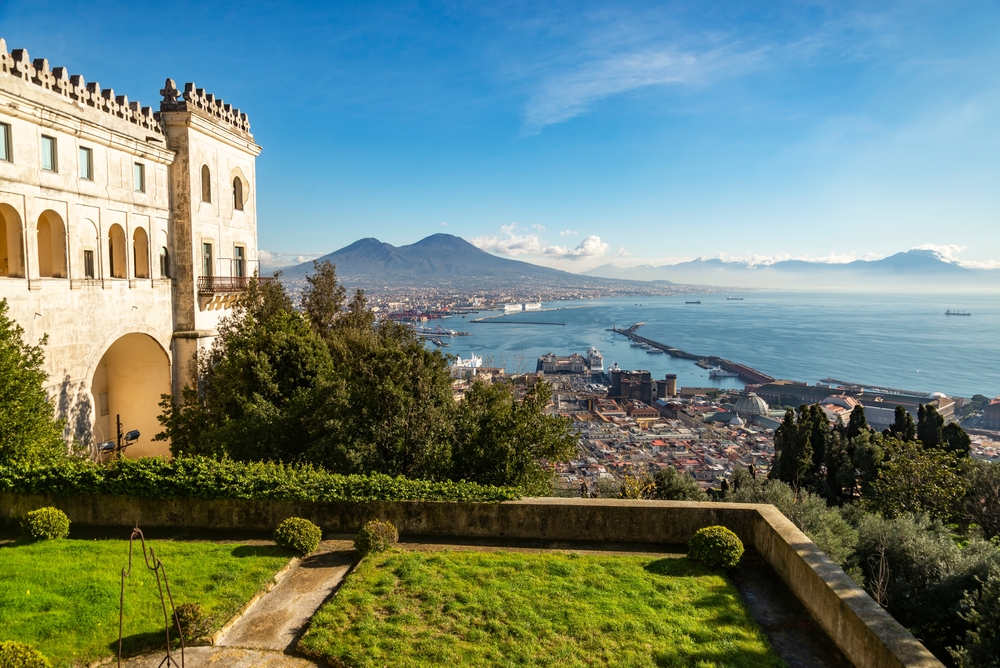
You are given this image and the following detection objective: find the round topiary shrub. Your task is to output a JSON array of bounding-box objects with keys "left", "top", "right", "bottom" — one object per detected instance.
[
  {"left": 21, "top": 507, "right": 70, "bottom": 541},
  {"left": 0, "top": 640, "right": 51, "bottom": 668},
  {"left": 688, "top": 525, "right": 744, "bottom": 570},
  {"left": 354, "top": 519, "right": 399, "bottom": 557},
  {"left": 274, "top": 517, "right": 322, "bottom": 556}
]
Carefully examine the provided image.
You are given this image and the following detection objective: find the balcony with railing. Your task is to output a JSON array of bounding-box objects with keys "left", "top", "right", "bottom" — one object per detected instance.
[{"left": 198, "top": 275, "right": 277, "bottom": 294}]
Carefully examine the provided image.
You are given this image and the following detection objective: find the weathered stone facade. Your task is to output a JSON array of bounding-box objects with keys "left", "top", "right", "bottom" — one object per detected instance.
[{"left": 0, "top": 38, "right": 262, "bottom": 457}]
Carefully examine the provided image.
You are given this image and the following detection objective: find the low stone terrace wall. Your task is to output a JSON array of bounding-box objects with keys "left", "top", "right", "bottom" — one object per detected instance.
[{"left": 0, "top": 493, "right": 943, "bottom": 668}]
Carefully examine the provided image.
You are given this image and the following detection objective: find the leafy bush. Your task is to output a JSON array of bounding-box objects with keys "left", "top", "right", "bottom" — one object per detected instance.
[
  {"left": 688, "top": 525, "right": 744, "bottom": 570},
  {"left": 354, "top": 519, "right": 398, "bottom": 557},
  {"left": 0, "top": 640, "right": 51, "bottom": 668},
  {"left": 275, "top": 517, "right": 323, "bottom": 556},
  {"left": 20, "top": 507, "right": 70, "bottom": 541},
  {"left": 173, "top": 602, "right": 209, "bottom": 641},
  {"left": 0, "top": 456, "right": 520, "bottom": 503}
]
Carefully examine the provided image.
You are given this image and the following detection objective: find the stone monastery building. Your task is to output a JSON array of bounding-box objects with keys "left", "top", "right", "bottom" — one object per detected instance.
[{"left": 0, "top": 39, "right": 264, "bottom": 457}]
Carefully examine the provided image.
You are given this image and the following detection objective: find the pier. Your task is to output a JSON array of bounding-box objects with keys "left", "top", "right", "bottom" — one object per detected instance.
[
  {"left": 609, "top": 324, "right": 776, "bottom": 385},
  {"left": 473, "top": 320, "right": 566, "bottom": 326}
]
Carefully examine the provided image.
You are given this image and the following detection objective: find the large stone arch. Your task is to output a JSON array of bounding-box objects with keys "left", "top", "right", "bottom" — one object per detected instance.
[{"left": 89, "top": 330, "right": 172, "bottom": 458}]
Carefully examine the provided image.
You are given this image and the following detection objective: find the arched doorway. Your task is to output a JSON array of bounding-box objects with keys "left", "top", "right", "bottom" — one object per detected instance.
[
  {"left": 91, "top": 333, "right": 171, "bottom": 458},
  {"left": 36, "top": 210, "right": 67, "bottom": 278},
  {"left": 108, "top": 224, "right": 127, "bottom": 278},
  {"left": 0, "top": 204, "right": 25, "bottom": 277}
]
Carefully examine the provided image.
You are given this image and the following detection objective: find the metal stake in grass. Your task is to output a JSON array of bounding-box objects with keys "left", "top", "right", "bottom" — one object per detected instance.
[{"left": 118, "top": 526, "right": 185, "bottom": 667}]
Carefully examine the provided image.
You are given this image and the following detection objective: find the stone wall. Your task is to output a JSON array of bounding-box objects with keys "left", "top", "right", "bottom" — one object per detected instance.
[{"left": 0, "top": 493, "right": 943, "bottom": 668}]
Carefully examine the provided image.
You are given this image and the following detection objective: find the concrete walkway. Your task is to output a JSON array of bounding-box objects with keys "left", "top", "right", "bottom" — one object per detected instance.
[{"left": 218, "top": 540, "right": 354, "bottom": 652}]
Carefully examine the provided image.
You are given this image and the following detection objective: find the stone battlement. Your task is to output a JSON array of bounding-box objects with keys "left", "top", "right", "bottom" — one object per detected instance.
[
  {"left": 0, "top": 38, "right": 162, "bottom": 135},
  {"left": 158, "top": 79, "right": 251, "bottom": 135}
]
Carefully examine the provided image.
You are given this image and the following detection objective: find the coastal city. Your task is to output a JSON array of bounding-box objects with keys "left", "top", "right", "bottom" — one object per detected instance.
[{"left": 438, "top": 302, "right": 1000, "bottom": 494}]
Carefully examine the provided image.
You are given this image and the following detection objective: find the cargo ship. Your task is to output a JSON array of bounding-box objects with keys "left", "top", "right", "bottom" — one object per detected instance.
[
  {"left": 945, "top": 310, "right": 971, "bottom": 316},
  {"left": 686, "top": 300, "right": 701, "bottom": 304},
  {"left": 727, "top": 297, "right": 744, "bottom": 301},
  {"left": 709, "top": 367, "right": 739, "bottom": 378}
]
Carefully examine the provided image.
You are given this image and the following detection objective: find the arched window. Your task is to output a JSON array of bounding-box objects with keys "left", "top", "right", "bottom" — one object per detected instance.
[
  {"left": 108, "top": 224, "right": 127, "bottom": 278},
  {"left": 36, "top": 210, "right": 67, "bottom": 278},
  {"left": 159, "top": 247, "right": 169, "bottom": 279},
  {"left": 133, "top": 228, "right": 149, "bottom": 278},
  {"left": 0, "top": 204, "right": 25, "bottom": 278},
  {"left": 201, "top": 165, "right": 211, "bottom": 203},
  {"left": 233, "top": 177, "right": 244, "bottom": 211}
]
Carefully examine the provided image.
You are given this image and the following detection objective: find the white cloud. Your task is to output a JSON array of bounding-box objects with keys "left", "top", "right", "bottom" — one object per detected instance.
[
  {"left": 471, "top": 223, "right": 609, "bottom": 260},
  {"left": 912, "top": 243, "right": 966, "bottom": 261},
  {"left": 560, "top": 229, "right": 580, "bottom": 236},
  {"left": 530, "top": 224, "right": 546, "bottom": 232},
  {"left": 259, "top": 249, "right": 325, "bottom": 270},
  {"left": 441, "top": 222, "right": 449, "bottom": 227}
]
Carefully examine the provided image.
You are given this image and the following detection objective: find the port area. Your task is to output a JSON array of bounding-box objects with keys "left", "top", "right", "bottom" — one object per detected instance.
[{"left": 609, "top": 324, "right": 776, "bottom": 385}]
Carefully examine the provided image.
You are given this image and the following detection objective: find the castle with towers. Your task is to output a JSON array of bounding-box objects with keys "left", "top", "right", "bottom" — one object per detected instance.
[{"left": 0, "top": 38, "right": 265, "bottom": 457}]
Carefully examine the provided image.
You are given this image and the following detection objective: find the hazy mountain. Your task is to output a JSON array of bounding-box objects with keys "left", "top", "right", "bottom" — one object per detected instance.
[
  {"left": 584, "top": 250, "right": 998, "bottom": 291},
  {"left": 277, "top": 234, "right": 678, "bottom": 292}
]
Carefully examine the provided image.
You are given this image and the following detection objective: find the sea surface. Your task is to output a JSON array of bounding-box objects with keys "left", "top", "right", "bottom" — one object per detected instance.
[{"left": 434, "top": 292, "right": 1000, "bottom": 399}]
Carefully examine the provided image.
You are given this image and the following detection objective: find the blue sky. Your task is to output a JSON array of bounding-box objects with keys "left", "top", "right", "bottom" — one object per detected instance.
[{"left": 2, "top": 0, "right": 999, "bottom": 271}]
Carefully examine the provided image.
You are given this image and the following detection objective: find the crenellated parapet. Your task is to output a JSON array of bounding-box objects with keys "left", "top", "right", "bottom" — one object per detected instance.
[
  {"left": 0, "top": 38, "right": 162, "bottom": 135},
  {"left": 157, "top": 79, "right": 251, "bottom": 135}
]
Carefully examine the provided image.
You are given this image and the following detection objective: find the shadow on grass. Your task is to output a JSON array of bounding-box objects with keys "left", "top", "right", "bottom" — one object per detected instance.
[
  {"left": 230, "top": 544, "right": 290, "bottom": 559},
  {"left": 644, "top": 557, "right": 711, "bottom": 578}
]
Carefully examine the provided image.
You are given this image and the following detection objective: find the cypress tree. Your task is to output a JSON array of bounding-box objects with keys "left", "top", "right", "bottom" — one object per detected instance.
[
  {"left": 917, "top": 404, "right": 944, "bottom": 449},
  {"left": 886, "top": 406, "right": 916, "bottom": 441}
]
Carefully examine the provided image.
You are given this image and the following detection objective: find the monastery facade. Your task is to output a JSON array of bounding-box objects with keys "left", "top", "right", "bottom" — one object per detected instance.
[{"left": 0, "top": 39, "right": 264, "bottom": 457}]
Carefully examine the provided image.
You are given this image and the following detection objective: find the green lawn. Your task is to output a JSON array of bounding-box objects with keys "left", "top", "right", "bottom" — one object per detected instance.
[
  {"left": 0, "top": 538, "right": 291, "bottom": 667},
  {"left": 300, "top": 550, "right": 785, "bottom": 668}
]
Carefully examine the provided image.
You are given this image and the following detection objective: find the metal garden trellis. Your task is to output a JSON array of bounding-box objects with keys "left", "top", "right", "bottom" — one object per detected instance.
[{"left": 118, "top": 526, "right": 185, "bottom": 667}]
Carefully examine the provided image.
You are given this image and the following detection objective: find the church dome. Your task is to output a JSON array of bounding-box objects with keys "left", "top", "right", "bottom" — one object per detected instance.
[
  {"left": 729, "top": 416, "right": 745, "bottom": 427},
  {"left": 734, "top": 393, "right": 769, "bottom": 417}
]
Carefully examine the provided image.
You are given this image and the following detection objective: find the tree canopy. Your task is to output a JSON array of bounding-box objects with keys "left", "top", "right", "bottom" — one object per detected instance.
[
  {"left": 0, "top": 299, "right": 66, "bottom": 464},
  {"left": 157, "top": 266, "right": 573, "bottom": 491}
]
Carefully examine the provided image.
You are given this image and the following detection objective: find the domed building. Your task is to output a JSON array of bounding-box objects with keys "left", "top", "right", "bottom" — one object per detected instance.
[{"left": 734, "top": 393, "right": 769, "bottom": 419}]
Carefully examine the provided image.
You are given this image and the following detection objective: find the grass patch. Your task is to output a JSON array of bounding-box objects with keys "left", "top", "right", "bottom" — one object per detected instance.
[
  {"left": 300, "top": 550, "right": 785, "bottom": 668},
  {"left": 0, "top": 538, "right": 290, "bottom": 667}
]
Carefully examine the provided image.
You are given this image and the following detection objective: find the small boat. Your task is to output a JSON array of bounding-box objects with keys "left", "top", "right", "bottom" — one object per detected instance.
[
  {"left": 945, "top": 310, "right": 971, "bottom": 316},
  {"left": 686, "top": 300, "right": 701, "bottom": 304},
  {"left": 647, "top": 348, "right": 665, "bottom": 354},
  {"left": 709, "top": 367, "right": 739, "bottom": 378},
  {"left": 630, "top": 341, "right": 645, "bottom": 347}
]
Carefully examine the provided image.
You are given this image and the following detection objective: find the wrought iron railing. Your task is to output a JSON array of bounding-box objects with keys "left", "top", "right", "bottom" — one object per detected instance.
[{"left": 197, "top": 276, "right": 276, "bottom": 294}]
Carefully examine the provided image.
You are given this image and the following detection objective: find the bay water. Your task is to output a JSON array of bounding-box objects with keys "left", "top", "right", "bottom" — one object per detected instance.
[{"left": 438, "top": 292, "right": 1000, "bottom": 399}]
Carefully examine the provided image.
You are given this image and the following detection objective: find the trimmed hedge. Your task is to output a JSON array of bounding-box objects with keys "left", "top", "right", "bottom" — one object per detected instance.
[
  {"left": 0, "top": 640, "right": 51, "bottom": 668},
  {"left": 275, "top": 517, "right": 323, "bottom": 556},
  {"left": 688, "top": 525, "right": 744, "bottom": 570},
  {"left": 21, "top": 506, "right": 70, "bottom": 540},
  {"left": 354, "top": 519, "right": 399, "bottom": 557},
  {"left": 0, "top": 456, "right": 520, "bottom": 503}
]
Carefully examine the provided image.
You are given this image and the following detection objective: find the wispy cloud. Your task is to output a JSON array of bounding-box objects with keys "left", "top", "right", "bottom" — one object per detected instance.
[
  {"left": 471, "top": 223, "right": 609, "bottom": 260},
  {"left": 440, "top": 221, "right": 449, "bottom": 227},
  {"left": 258, "top": 249, "right": 325, "bottom": 271},
  {"left": 560, "top": 229, "right": 580, "bottom": 236}
]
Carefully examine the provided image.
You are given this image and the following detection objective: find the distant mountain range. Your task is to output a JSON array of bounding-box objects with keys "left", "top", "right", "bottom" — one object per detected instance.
[
  {"left": 277, "top": 234, "right": 682, "bottom": 293},
  {"left": 584, "top": 250, "right": 1000, "bottom": 290}
]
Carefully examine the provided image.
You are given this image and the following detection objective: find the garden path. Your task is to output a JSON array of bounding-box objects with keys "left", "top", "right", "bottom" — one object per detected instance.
[{"left": 217, "top": 539, "right": 355, "bottom": 652}]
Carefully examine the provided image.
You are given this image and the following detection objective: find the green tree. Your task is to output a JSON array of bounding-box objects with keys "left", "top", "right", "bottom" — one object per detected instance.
[
  {"left": 0, "top": 299, "right": 66, "bottom": 464},
  {"left": 156, "top": 277, "right": 337, "bottom": 462},
  {"left": 854, "top": 513, "right": 1000, "bottom": 664},
  {"left": 320, "top": 311, "right": 455, "bottom": 478},
  {"left": 728, "top": 467, "right": 857, "bottom": 567},
  {"left": 866, "top": 438, "right": 968, "bottom": 520},
  {"left": 651, "top": 465, "right": 708, "bottom": 501},
  {"left": 961, "top": 460, "right": 1000, "bottom": 540},
  {"left": 885, "top": 405, "right": 916, "bottom": 441},
  {"left": 301, "top": 260, "right": 347, "bottom": 342},
  {"left": 942, "top": 423, "right": 972, "bottom": 457},
  {"left": 918, "top": 403, "right": 945, "bottom": 449},
  {"left": 450, "top": 379, "right": 575, "bottom": 493},
  {"left": 952, "top": 566, "right": 1000, "bottom": 668}
]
